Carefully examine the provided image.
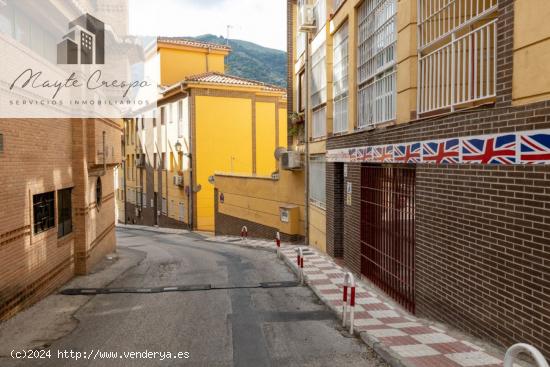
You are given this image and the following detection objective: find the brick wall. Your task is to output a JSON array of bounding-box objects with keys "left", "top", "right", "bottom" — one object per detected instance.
[
  {"left": 325, "top": 99, "right": 550, "bottom": 354},
  {"left": 326, "top": 162, "right": 344, "bottom": 258},
  {"left": 0, "top": 118, "right": 120, "bottom": 320}
]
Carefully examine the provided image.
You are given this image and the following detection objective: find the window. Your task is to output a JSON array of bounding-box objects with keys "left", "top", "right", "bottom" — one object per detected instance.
[
  {"left": 141, "top": 117, "right": 144, "bottom": 130},
  {"left": 296, "top": 0, "right": 307, "bottom": 57},
  {"left": 357, "top": 0, "right": 397, "bottom": 128},
  {"left": 314, "top": 0, "right": 327, "bottom": 33},
  {"left": 177, "top": 100, "right": 185, "bottom": 138},
  {"left": 57, "top": 188, "right": 72, "bottom": 238},
  {"left": 309, "top": 156, "right": 326, "bottom": 208},
  {"left": 161, "top": 152, "right": 166, "bottom": 170},
  {"left": 153, "top": 153, "right": 157, "bottom": 169},
  {"left": 33, "top": 192, "right": 55, "bottom": 234},
  {"left": 96, "top": 177, "right": 102, "bottom": 209},
  {"left": 311, "top": 43, "right": 327, "bottom": 108},
  {"left": 333, "top": 22, "right": 349, "bottom": 134},
  {"left": 161, "top": 107, "right": 166, "bottom": 125},
  {"left": 298, "top": 71, "right": 306, "bottom": 112},
  {"left": 312, "top": 106, "right": 327, "bottom": 139},
  {"left": 417, "top": 0, "right": 497, "bottom": 114},
  {"left": 153, "top": 117, "right": 157, "bottom": 127}
]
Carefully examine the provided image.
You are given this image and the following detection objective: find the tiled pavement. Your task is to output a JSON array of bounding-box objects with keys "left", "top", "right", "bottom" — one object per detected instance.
[{"left": 205, "top": 235, "right": 525, "bottom": 367}]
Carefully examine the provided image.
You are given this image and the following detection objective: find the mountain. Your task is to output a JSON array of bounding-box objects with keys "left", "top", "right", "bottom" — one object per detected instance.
[{"left": 190, "top": 34, "right": 287, "bottom": 88}]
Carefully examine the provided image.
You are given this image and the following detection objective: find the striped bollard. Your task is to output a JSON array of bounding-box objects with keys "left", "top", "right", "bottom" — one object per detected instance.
[
  {"left": 342, "top": 272, "right": 356, "bottom": 334},
  {"left": 297, "top": 248, "right": 304, "bottom": 284},
  {"left": 275, "top": 231, "right": 281, "bottom": 258}
]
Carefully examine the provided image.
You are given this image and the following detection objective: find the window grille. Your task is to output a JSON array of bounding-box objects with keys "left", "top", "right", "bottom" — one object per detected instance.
[
  {"left": 357, "top": 0, "right": 397, "bottom": 128},
  {"left": 312, "top": 106, "right": 327, "bottom": 139},
  {"left": 333, "top": 22, "right": 349, "bottom": 134},
  {"left": 309, "top": 156, "right": 326, "bottom": 208},
  {"left": 33, "top": 192, "right": 55, "bottom": 234},
  {"left": 311, "top": 43, "right": 327, "bottom": 108},
  {"left": 417, "top": 0, "right": 498, "bottom": 114}
]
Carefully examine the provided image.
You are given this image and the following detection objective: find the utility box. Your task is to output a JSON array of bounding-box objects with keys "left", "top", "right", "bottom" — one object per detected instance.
[{"left": 279, "top": 205, "right": 300, "bottom": 235}]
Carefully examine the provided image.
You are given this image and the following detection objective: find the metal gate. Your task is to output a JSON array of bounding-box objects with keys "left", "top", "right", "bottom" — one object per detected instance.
[{"left": 360, "top": 164, "right": 416, "bottom": 313}]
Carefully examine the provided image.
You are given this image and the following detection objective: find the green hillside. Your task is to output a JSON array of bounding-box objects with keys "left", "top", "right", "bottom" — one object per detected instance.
[{"left": 190, "top": 34, "right": 287, "bottom": 88}]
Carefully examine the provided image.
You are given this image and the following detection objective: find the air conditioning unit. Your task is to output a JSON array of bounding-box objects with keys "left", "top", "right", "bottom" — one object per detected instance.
[
  {"left": 298, "top": 4, "right": 316, "bottom": 31},
  {"left": 173, "top": 175, "right": 184, "bottom": 187},
  {"left": 281, "top": 151, "right": 302, "bottom": 170}
]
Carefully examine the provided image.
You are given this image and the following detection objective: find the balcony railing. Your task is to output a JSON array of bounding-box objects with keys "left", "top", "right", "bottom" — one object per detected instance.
[
  {"left": 418, "top": 0, "right": 497, "bottom": 51},
  {"left": 418, "top": 19, "right": 496, "bottom": 114}
]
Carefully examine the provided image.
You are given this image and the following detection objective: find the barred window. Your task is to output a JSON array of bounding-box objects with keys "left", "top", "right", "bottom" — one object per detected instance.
[
  {"left": 311, "top": 43, "right": 327, "bottom": 108},
  {"left": 314, "top": 0, "right": 326, "bottom": 33},
  {"left": 309, "top": 156, "right": 326, "bottom": 209},
  {"left": 357, "top": 0, "right": 397, "bottom": 128},
  {"left": 33, "top": 192, "right": 55, "bottom": 234},
  {"left": 57, "top": 188, "right": 72, "bottom": 238},
  {"left": 333, "top": 22, "right": 349, "bottom": 134},
  {"left": 296, "top": 0, "right": 307, "bottom": 57},
  {"left": 312, "top": 106, "right": 327, "bottom": 139}
]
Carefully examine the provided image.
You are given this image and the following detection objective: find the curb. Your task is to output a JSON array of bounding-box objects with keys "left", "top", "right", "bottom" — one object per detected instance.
[{"left": 279, "top": 248, "right": 412, "bottom": 367}]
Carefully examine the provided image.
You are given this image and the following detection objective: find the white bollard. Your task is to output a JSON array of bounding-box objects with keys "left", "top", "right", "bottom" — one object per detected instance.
[
  {"left": 240, "top": 226, "right": 248, "bottom": 242},
  {"left": 275, "top": 232, "right": 281, "bottom": 258},
  {"left": 504, "top": 344, "right": 549, "bottom": 367},
  {"left": 341, "top": 272, "right": 356, "bottom": 334}
]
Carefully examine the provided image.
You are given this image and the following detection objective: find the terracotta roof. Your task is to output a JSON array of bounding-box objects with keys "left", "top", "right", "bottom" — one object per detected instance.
[
  {"left": 157, "top": 37, "right": 231, "bottom": 52},
  {"left": 182, "top": 72, "right": 286, "bottom": 92}
]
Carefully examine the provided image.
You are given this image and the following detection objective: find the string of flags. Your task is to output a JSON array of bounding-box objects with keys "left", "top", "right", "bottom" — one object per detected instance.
[{"left": 325, "top": 129, "right": 550, "bottom": 165}]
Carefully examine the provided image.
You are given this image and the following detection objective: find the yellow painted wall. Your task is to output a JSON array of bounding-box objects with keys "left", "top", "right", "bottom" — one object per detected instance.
[
  {"left": 396, "top": 0, "right": 418, "bottom": 123},
  {"left": 278, "top": 108, "right": 288, "bottom": 147},
  {"left": 512, "top": 0, "right": 550, "bottom": 105},
  {"left": 309, "top": 204, "right": 327, "bottom": 253},
  {"left": 256, "top": 102, "right": 277, "bottom": 176},
  {"left": 195, "top": 96, "right": 253, "bottom": 231},
  {"left": 159, "top": 47, "right": 226, "bottom": 86},
  {"left": 215, "top": 169, "right": 305, "bottom": 236}
]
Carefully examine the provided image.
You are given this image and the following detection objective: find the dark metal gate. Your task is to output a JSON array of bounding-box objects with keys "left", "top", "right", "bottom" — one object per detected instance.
[{"left": 360, "top": 164, "right": 416, "bottom": 313}]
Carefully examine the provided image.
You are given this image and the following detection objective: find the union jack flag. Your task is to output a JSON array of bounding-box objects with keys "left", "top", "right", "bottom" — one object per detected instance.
[
  {"left": 395, "top": 143, "right": 421, "bottom": 163},
  {"left": 373, "top": 145, "right": 393, "bottom": 163},
  {"left": 520, "top": 131, "right": 550, "bottom": 164},
  {"left": 422, "top": 139, "right": 459, "bottom": 164},
  {"left": 462, "top": 134, "right": 517, "bottom": 164}
]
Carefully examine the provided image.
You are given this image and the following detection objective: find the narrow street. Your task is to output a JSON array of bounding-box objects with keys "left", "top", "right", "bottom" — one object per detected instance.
[{"left": 5, "top": 228, "right": 387, "bottom": 367}]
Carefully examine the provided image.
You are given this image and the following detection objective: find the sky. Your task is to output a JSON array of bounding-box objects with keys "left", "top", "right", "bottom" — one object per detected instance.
[{"left": 129, "top": 0, "right": 287, "bottom": 51}]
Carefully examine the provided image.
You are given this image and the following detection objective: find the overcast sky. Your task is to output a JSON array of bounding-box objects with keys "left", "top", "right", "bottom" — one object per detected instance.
[{"left": 129, "top": 0, "right": 287, "bottom": 51}]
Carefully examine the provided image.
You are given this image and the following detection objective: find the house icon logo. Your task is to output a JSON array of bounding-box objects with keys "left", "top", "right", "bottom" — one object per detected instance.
[{"left": 57, "top": 13, "right": 105, "bottom": 64}]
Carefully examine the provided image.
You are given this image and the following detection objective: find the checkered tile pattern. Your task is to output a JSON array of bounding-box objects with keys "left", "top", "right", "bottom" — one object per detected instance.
[{"left": 207, "top": 235, "right": 512, "bottom": 367}]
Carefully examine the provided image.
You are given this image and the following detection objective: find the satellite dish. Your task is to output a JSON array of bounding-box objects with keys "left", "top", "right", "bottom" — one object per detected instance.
[{"left": 274, "top": 147, "right": 286, "bottom": 161}]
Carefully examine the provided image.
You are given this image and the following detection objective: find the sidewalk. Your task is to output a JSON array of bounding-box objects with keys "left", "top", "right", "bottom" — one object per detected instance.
[{"left": 207, "top": 235, "right": 526, "bottom": 367}]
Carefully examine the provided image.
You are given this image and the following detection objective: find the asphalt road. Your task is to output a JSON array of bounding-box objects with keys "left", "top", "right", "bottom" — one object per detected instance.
[{"left": 8, "top": 228, "right": 388, "bottom": 367}]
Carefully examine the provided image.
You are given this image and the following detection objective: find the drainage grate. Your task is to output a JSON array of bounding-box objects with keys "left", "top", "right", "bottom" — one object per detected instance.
[{"left": 60, "top": 281, "right": 300, "bottom": 295}]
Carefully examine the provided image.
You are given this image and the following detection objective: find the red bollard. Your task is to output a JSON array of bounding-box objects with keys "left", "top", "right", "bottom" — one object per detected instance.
[
  {"left": 342, "top": 272, "right": 356, "bottom": 334},
  {"left": 241, "top": 226, "right": 248, "bottom": 241}
]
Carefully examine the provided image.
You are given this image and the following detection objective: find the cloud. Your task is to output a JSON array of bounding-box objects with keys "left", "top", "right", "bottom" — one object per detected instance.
[{"left": 129, "top": 0, "right": 287, "bottom": 51}]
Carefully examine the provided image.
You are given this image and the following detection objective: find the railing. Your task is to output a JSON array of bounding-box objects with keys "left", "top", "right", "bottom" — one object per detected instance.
[
  {"left": 312, "top": 106, "right": 327, "bottom": 139},
  {"left": 418, "top": 0, "right": 497, "bottom": 51},
  {"left": 418, "top": 19, "right": 496, "bottom": 114},
  {"left": 358, "top": 71, "right": 396, "bottom": 129},
  {"left": 333, "top": 94, "right": 349, "bottom": 134}
]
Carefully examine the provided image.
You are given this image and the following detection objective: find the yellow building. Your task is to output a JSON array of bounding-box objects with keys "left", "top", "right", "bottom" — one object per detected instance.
[{"left": 120, "top": 38, "right": 287, "bottom": 232}]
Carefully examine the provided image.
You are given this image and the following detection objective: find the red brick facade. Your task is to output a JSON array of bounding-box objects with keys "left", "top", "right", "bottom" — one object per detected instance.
[{"left": 325, "top": 0, "right": 550, "bottom": 355}]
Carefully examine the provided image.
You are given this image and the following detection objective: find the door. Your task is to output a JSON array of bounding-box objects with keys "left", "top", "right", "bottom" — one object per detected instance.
[{"left": 360, "top": 164, "right": 416, "bottom": 313}]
